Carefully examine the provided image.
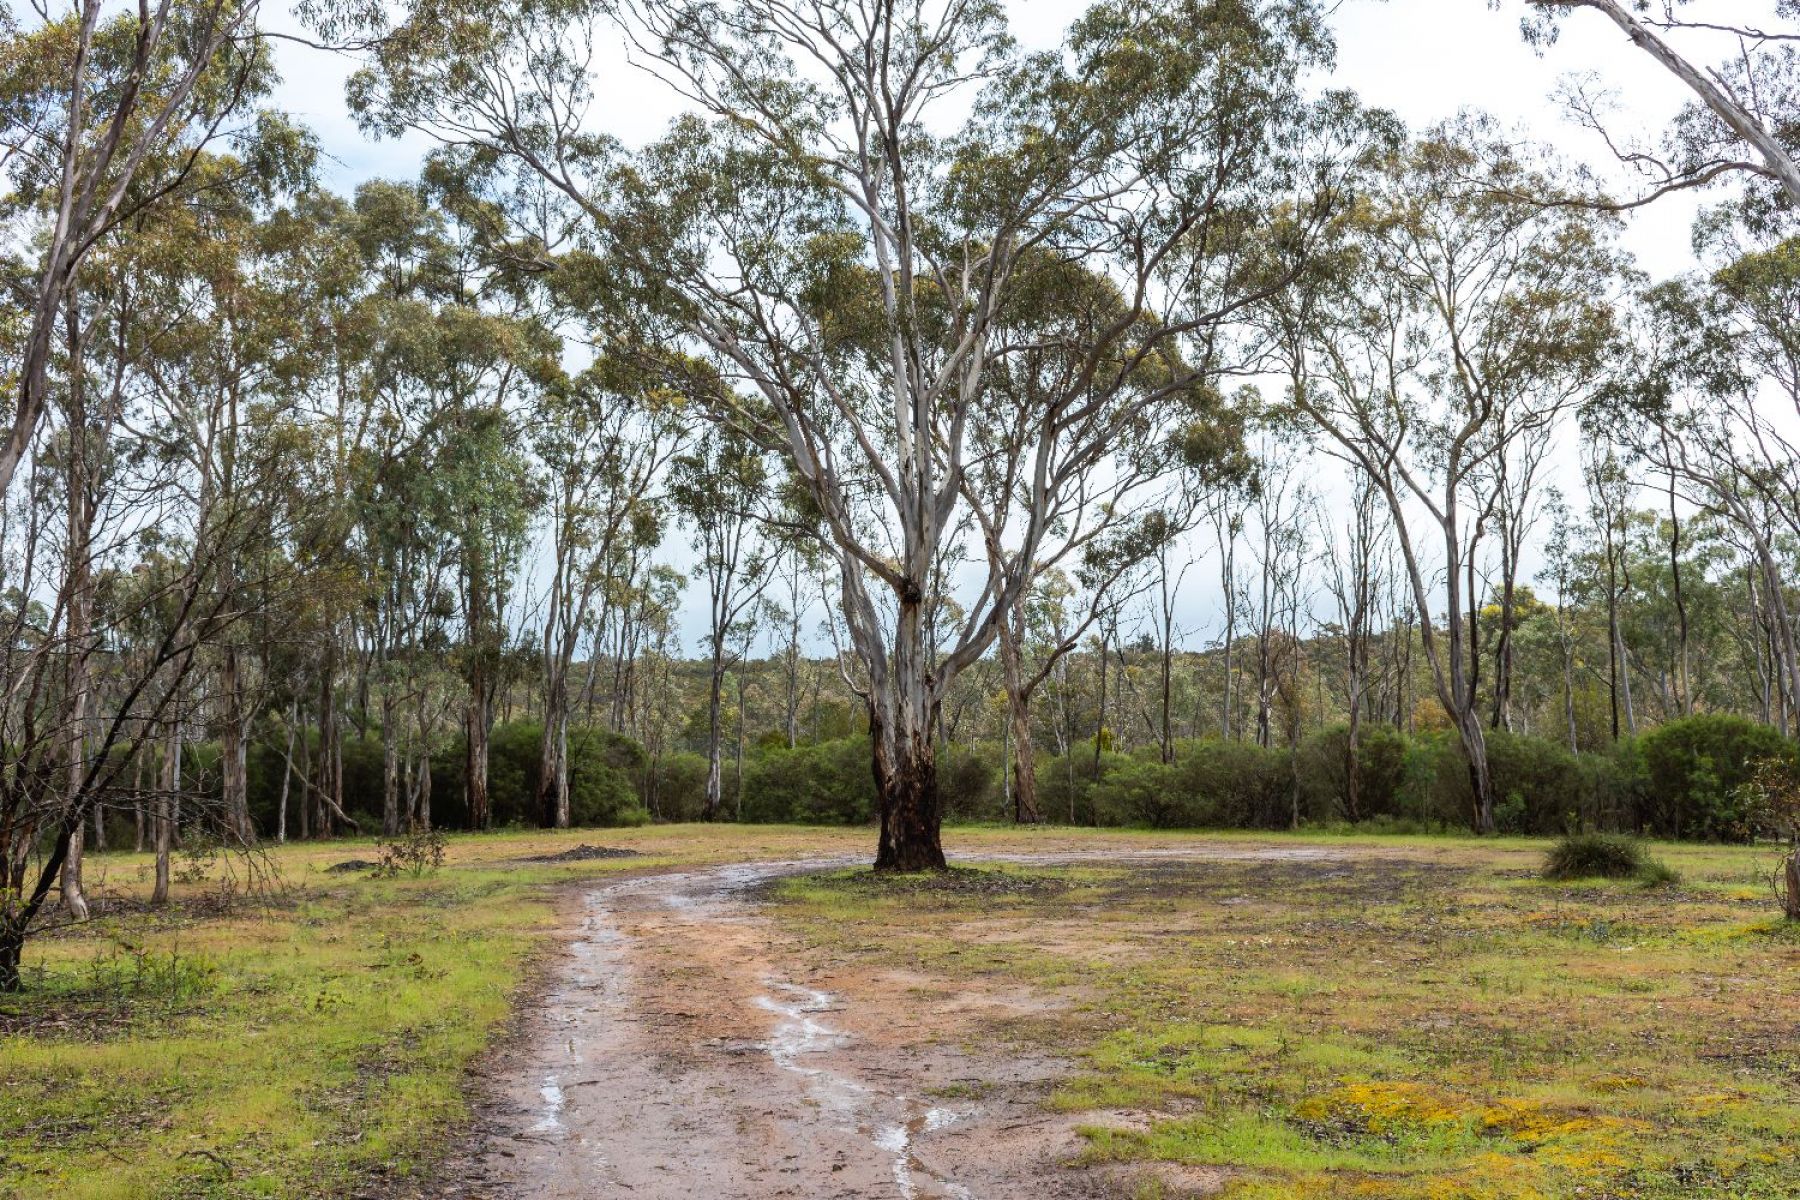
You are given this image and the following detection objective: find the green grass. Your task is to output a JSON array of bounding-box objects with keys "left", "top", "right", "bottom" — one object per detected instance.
[
  {"left": 765, "top": 834, "right": 1800, "bottom": 1199},
  {"left": 9, "top": 825, "right": 1798, "bottom": 1200},
  {"left": 0, "top": 824, "right": 868, "bottom": 1199}
]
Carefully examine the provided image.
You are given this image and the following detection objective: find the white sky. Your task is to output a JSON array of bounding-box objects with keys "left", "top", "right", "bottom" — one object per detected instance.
[
  {"left": 269, "top": 0, "right": 1710, "bottom": 275},
  {"left": 262, "top": 0, "right": 1737, "bottom": 654}
]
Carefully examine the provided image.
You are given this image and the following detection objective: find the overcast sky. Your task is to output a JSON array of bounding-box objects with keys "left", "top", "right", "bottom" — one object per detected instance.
[
  {"left": 269, "top": 0, "right": 1709, "bottom": 274},
  {"left": 261, "top": 0, "right": 1725, "bottom": 652}
]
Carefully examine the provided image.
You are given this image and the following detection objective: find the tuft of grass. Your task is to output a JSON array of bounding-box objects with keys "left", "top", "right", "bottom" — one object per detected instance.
[{"left": 1542, "top": 833, "right": 1651, "bottom": 881}]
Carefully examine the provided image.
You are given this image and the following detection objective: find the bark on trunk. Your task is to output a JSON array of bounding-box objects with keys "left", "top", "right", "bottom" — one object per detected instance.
[
  {"left": 60, "top": 301, "right": 92, "bottom": 918},
  {"left": 60, "top": 822, "right": 87, "bottom": 921},
  {"left": 872, "top": 722, "right": 947, "bottom": 872},
  {"left": 414, "top": 690, "right": 435, "bottom": 832},
  {"left": 277, "top": 719, "right": 294, "bottom": 844},
  {"left": 381, "top": 689, "right": 401, "bottom": 837},
  {"left": 1563, "top": 639, "right": 1579, "bottom": 754},
  {"left": 220, "top": 646, "right": 252, "bottom": 845},
  {"left": 996, "top": 616, "right": 1041, "bottom": 824},
  {"left": 1093, "top": 626, "right": 1108, "bottom": 776},
  {"left": 703, "top": 656, "right": 726, "bottom": 821},
  {"left": 151, "top": 727, "right": 178, "bottom": 905},
  {"left": 1784, "top": 846, "right": 1800, "bottom": 922},
  {"left": 318, "top": 647, "right": 341, "bottom": 837},
  {"left": 1573, "top": 0, "right": 1800, "bottom": 203},
  {"left": 537, "top": 696, "right": 571, "bottom": 829},
  {"left": 0, "top": 925, "right": 21, "bottom": 993},
  {"left": 465, "top": 683, "right": 491, "bottom": 831},
  {"left": 1462, "top": 709, "right": 1496, "bottom": 834}
]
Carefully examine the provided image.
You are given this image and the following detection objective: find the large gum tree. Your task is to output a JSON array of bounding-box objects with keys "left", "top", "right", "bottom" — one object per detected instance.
[{"left": 332, "top": 0, "right": 1357, "bottom": 869}]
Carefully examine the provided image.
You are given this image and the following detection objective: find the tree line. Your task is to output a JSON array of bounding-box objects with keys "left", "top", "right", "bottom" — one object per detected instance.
[{"left": 5, "top": 0, "right": 1800, "bottom": 985}]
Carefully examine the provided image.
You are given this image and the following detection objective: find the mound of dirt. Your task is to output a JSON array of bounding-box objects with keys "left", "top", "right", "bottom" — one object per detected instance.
[{"left": 526, "top": 844, "right": 643, "bottom": 864}]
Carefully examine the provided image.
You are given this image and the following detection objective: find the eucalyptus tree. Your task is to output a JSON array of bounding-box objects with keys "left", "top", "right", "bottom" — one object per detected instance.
[
  {"left": 1243, "top": 435, "right": 1312, "bottom": 752},
  {"left": 1320, "top": 475, "right": 1384, "bottom": 820},
  {"left": 1541, "top": 490, "right": 1585, "bottom": 752},
  {"left": 1284, "top": 118, "right": 1624, "bottom": 832},
  {"left": 329, "top": 176, "right": 558, "bottom": 832},
  {"left": 1515, "top": 1, "right": 1800, "bottom": 207},
  {"left": 970, "top": 252, "right": 1252, "bottom": 810},
  {"left": 0, "top": 234, "right": 304, "bottom": 990},
  {"left": 670, "top": 427, "right": 769, "bottom": 821},
  {"left": 331, "top": 0, "right": 1355, "bottom": 867},
  {"left": 1585, "top": 442, "right": 1640, "bottom": 738},
  {"left": 1204, "top": 484, "right": 1251, "bottom": 740},
  {"left": 0, "top": 0, "right": 276, "bottom": 501},
  {"left": 1620, "top": 238, "right": 1800, "bottom": 729},
  {"left": 263, "top": 185, "right": 389, "bottom": 835},
  {"left": 412, "top": 319, "right": 550, "bottom": 831},
  {"left": 533, "top": 367, "right": 680, "bottom": 828},
  {"left": 766, "top": 533, "right": 823, "bottom": 750},
  {"left": 132, "top": 144, "right": 317, "bottom": 849}
]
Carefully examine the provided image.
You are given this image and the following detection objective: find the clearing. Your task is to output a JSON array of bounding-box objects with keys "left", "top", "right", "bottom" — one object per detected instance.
[{"left": 3, "top": 828, "right": 1797, "bottom": 1199}]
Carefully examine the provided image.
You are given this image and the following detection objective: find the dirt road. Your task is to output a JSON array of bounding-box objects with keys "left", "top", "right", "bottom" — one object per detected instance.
[{"left": 441, "top": 848, "right": 1335, "bottom": 1199}]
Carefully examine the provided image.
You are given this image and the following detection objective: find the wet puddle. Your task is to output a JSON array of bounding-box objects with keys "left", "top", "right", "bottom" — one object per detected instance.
[{"left": 755, "top": 977, "right": 974, "bottom": 1199}]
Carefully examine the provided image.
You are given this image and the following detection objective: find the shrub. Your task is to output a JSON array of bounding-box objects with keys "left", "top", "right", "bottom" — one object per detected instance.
[
  {"left": 740, "top": 737, "right": 876, "bottom": 825},
  {"left": 1431, "top": 729, "right": 1591, "bottom": 834},
  {"left": 939, "top": 749, "right": 998, "bottom": 821},
  {"left": 483, "top": 721, "right": 649, "bottom": 828},
  {"left": 1295, "top": 723, "right": 1410, "bottom": 823},
  {"left": 1089, "top": 740, "right": 1295, "bottom": 829},
  {"left": 1038, "top": 751, "right": 1128, "bottom": 826},
  {"left": 1088, "top": 758, "right": 1183, "bottom": 828},
  {"left": 1542, "top": 833, "right": 1650, "bottom": 881},
  {"left": 1636, "top": 714, "right": 1797, "bottom": 841},
  {"left": 376, "top": 828, "right": 447, "bottom": 877},
  {"left": 647, "top": 752, "right": 709, "bottom": 821},
  {"left": 1175, "top": 739, "right": 1296, "bottom": 828}
]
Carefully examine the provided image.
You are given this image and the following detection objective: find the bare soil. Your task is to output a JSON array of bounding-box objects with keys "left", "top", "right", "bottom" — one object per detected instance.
[{"left": 439, "top": 847, "right": 1339, "bottom": 1200}]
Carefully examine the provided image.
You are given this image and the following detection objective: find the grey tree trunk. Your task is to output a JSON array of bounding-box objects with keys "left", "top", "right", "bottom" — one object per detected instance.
[
  {"left": 381, "top": 688, "right": 402, "bottom": 837},
  {"left": 1556, "top": 0, "right": 1800, "bottom": 203},
  {"left": 996, "top": 614, "right": 1041, "bottom": 824},
  {"left": 277, "top": 716, "right": 295, "bottom": 843},
  {"left": 220, "top": 646, "right": 252, "bottom": 844},
  {"left": 704, "top": 656, "right": 727, "bottom": 821},
  {"left": 151, "top": 727, "right": 179, "bottom": 906}
]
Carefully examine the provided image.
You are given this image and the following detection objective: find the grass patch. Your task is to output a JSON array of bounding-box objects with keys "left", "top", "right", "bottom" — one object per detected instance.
[
  {"left": 1542, "top": 832, "right": 1683, "bottom": 888},
  {"left": 1542, "top": 832, "right": 1652, "bottom": 880},
  {"left": 0, "top": 823, "right": 872, "bottom": 1200},
  {"left": 764, "top": 832, "right": 1800, "bottom": 1199}
]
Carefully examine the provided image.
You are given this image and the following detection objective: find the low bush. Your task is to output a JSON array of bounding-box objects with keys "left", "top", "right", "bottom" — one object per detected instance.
[
  {"left": 1088, "top": 757, "right": 1183, "bottom": 828},
  {"left": 939, "top": 749, "right": 999, "bottom": 821},
  {"left": 486, "top": 721, "right": 650, "bottom": 828},
  {"left": 1542, "top": 833, "right": 1650, "bottom": 881},
  {"left": 647, "top": 751, "right": 709, "bottom": 821},
  {"left": 1635, "top": 714, "right": 1798, "bottom": 841},
  {"left": 1089, "top": 740, "right": 1296, "bottom": 829},
  {"left": 740, "top": 737, "right": 876, "bottom": 825},
  {"left": 1295, "top": 723, "right": 1411, "bottom": 822}
]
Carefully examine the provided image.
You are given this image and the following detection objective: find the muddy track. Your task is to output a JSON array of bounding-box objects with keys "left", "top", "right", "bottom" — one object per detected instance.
[{"left": 441, "top": 847, "right": 1336, "bottom": 1200}]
